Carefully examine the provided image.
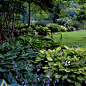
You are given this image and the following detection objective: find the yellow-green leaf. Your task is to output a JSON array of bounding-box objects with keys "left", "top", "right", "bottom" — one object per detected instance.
[
  {"left": 56, "top": 47, "right": 61, "bottom": 51},
  {"left": 47, "top": 57, "right": 53, "bottom": 61}
]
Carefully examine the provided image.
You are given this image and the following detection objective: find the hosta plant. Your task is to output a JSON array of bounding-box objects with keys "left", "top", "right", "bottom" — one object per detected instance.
[
  {"left": 0, "top": 41, "right": 39, "bottom": 85},
  {"left": 16, "top": 35, "right": 61, "bottom": 51},
  {"left": 35, "top": 25, "right": 51, "bottom": 35},
  {"left": 35, "top": 45, "right": 86, "bottom": 86}
]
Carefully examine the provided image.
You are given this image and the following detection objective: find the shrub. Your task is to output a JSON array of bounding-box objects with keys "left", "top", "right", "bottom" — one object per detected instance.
[
  {"left": 47, "top": 23, "right": 67, "bottom": 32},
  {"left": 57, "top": 17, "right": 74, "bottom": 31},
  {"left": 35, "top": 25, "right": 51, "bottom": 35},
  {"left": 35, "top": 21, "right": 50, "bottom": 27},
  {"left": 60, "top": 26, "right": 67, "bottom": 32},
  {"left": 72, "top": 20, "right": 83, "bottom": 30},
  {"left": 35, "top": 45, "right": 86, "bottom": 86},
  {"left": 57, "top": 17, "right": 83, "bottom": 31},
  {"left": 67, "top": 26, "right": 76, "bottom": 31}
]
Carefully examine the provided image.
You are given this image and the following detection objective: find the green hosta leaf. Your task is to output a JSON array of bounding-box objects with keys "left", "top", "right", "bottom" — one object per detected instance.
[
  {"left": 48, "top": 62, "right": 54, "bottom": 67},
  {"left": 29, "top": 52, "right": 38, "bottom": 57},
  {"left": 16, "top": 67, "right": 26, "bottom": 70},
  {"left": 69, "top": 50, "right": 75, "bottom": 54},
  {"left": 77, "top": 75, "right": 85, "bottom": 81},
  {"left": 2, "top": 42, "right": 9, "bottom": 46},
  {"left": 36, "top": 57, "right": 42, "bottom": 60},
  {"left": 3, "top": 64, "right": 13, "bottom": 68},
  {"left": 15, "top": 41, "right": 20, "bottom": 46},
  {"left": 75, "top": 82, "right": 81, "bottom": 86},
  {"left": 21, "top": 53, "right": 29, "bottom": 56},
  {"left": 42, "top": 67, "right": 49, "bottom": 69},
  {"left": 63, "top": 69, "right": 70, "bottom": 72},
  {"left": 52, "top": 67, "right": 57, "bottom": 70},
  {"left": 26, "top": 49, "right": 34, "bottom": 53},
  {"left": 53, "top": 63, "right": 58, "bottom": 66},
  {"left": 47, "top": 57, "right": 53, "bottom": 61},
  {"left": 56, "top": 47, "right": 61, "bottom": 51},
  {"left": 3, "top": 52, "right": 11, "bottom": 57},
  {"left": 64, "top": 45, "right": 69, "bottom": 49},
  {"left": 45, "top": 61, "right": 48, "bottom": 62},
  {"left": 0, "top": 54, "right": 3, "bottom": 58},
  {"left": 0, "top": 67, "right": 7, "bottom": 72},
  {"left": 85, "top": 81, "right": 86, "bottom": 83},
  {"left": 54, "top": 73, "right": 59, "bottom": 79},
  {"left": 69, "top": 74, "right": 76, "bottom": 78},
  {"left": 62, "top": 74, "right": 68, "bottom": 80},
  {"left": 67, "top": 78, "right": 72, "bottom": 83},
  {"left": 84, "top": 75, "right": 86, "bottom": 79}
]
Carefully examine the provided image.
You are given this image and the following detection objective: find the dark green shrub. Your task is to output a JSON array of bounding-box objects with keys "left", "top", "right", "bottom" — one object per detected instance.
[
  {"left": 35, "top": 45, "right": 86, "bottom": 86},
  {"left": 72, "top": 20, "right": 83, "bottom": 30},
  {"left": 47, "top": 23, "right": 61, "bottom": 32},
  {"left": 67, "top": 27, "right": 76, "bottom": 31},
  {"left": 57, "top": 17, "right": 74, "bottom": 31},
  {"left": 47, "top": 23, "right": 67, "bottom": 32},
  {"left": 57, "top": 17, "right": 83, "bottom": 31},
  {"left": 35, "top": 21, "right": 50, "bottom": 27}
]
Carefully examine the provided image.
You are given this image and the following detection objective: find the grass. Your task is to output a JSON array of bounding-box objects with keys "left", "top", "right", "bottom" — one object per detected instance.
[{"left": 46, "top": 30, "right": 86, "bottom": 49}]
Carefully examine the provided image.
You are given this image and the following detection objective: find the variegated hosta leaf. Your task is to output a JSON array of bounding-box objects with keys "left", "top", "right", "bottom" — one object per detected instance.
[{"left": 47, "top": 57, "right": 53, "bottom": 61}]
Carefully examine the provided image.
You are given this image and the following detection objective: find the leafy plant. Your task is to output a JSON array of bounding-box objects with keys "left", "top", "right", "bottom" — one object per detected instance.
[
  {"left": 15, "top": 35, "right": 61, "bottom": 52},
  {"left": 35, "top": 21, "right": 50, "bottom": 27},
  {"left": 27, "top": 27, "right": 36, "bottom": 34},
  {"left": 35, "top": 45, "right": 86, "bottom": 86},
  {"left": 0, "top": 41, "right": 39, "bottom": 85},
  {"left": 47, "top": 23, "right": 67, "bottom": 33},
  {"left": 35, "top": 25, "right": 51, "bottom": 35}
]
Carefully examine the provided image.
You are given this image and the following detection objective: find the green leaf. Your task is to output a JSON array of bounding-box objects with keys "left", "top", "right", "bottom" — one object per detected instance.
[
  {"left": 75, "top": 82, "right": 81, "bottom": 86},
  {"left": 2, "top": 42, "right": 9, "bottom": 46},
  {"left": 77, "top": 75, "right": 85, "bottom": 81},
  {"left": 29, "top": 52, "right": 38, "bottom": 57},
  {"left": 67, "top": 78, "right": 72, "bottom": 83},
  {"left": 0, "top": 67, "right": 7, "bottom": 72},
  {"left": 0, "top": 54, "right": 3, "bottom": 58},
  {"left": 62, "top": 74, "right": 68, "bottom": 80},
  {"left": 47, "top": 57, "right": 53, "bottom": 61},
  {"left": 21, "top": 53, "right": 29, "bottom": 56},
  {"left": 56, "top": 47, "right": 61, "bottom": 51},
  {"left": 42, "top": 67, "right": 49, "bottom": 69},
  {"left": 16, "top": 67, "right": 26, "bottom": 70},
  {"left": 54, "top": 73, "right": 59, "bottom": 79},
  {"left": 69, "top": 74, "right": 76, "bottom": 78}
]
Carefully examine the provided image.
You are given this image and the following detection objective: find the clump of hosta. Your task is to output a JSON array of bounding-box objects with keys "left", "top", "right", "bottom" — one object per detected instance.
[{"left": 35, "top": 45, "right": 86, "bottom": 86}]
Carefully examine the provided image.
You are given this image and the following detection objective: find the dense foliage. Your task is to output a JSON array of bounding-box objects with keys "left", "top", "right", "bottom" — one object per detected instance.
[
  {"left": 35, "top": 45, "right": 86, "bottom": 86},
  {"left": 57, "top": 17, "right": 83, "bottom": 31},
  {"left": 47, "top": 23, "right": 67, "bottom": 32}
]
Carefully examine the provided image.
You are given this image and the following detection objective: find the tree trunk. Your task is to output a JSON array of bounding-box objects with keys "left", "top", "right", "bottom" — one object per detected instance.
[
  {"left": 12, "top": 12, "right": 15, "bottom": 37},
  {"left": 7, "top": 11, "right": 11, "bottom": 38},
  {"left": 12, "top": 2, "right": 15, "bottom": 37},
  {"left": 28, "top": 1, "right": 30, "bottom": 27},
  {"left": 0, "top": 12, "right": 6, "bottom": 40}
]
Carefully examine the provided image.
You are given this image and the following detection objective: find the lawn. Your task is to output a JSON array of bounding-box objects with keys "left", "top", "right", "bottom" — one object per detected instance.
[{"left": 46, "top": 30, "right": 86, "bottom": 49}]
